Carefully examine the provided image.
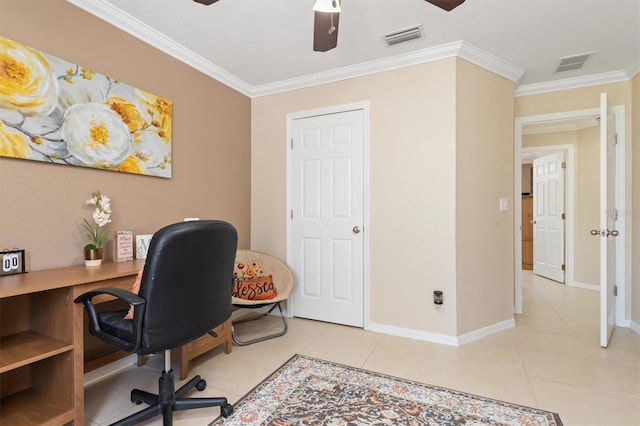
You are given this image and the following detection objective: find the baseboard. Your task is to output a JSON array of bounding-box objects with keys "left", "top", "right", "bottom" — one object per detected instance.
[
  {"left": 368, "top": 318, "right": 515, "bottom": 347},
  {"left": 368, "top": 322, "right": 459, "bottom": 346},
  {"left": 84, "top": 354, "right": 137, "bottom": 387},
  {"left": 630, "top": 320, "right": 640, "bottom": 335},
  {"left": 456, "top": 318, "right": 516, "bottom": 345},
  {"left": 569, "top": 281, "right": 599, "bottom": 292}
]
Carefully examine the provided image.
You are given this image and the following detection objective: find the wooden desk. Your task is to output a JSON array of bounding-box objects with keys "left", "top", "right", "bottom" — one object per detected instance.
[
  {"left": 0, "top": 260, "right": 232, "bottom": 425},
  {"left": 0, "top": 260, "right": 144, "bottom": 426}
]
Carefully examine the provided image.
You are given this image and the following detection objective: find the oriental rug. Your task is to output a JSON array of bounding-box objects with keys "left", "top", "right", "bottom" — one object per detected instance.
[{"left": 210, "top": 354, "right": 562, "bottom": 425}]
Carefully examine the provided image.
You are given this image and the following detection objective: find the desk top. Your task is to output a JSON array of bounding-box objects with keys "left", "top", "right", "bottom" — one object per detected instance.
[{"left": 0, "top": 260, "right": 145, "bottom": 298}]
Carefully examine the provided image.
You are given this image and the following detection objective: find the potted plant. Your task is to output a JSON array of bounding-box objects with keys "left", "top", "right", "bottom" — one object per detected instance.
[{"left": 82, "top": 191, "right": 112, "bottom": 266}]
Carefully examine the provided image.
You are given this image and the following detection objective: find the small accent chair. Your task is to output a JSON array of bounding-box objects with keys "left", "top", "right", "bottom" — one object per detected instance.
[
  {"left": 231, "top": 249, "right": 294, "bottom": 346},
  {"left": 75, "top": 220, "right": 237, "bottom": 425}
]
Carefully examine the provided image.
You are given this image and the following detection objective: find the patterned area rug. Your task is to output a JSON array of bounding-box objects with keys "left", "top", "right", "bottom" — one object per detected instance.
[{"left": 210, "top": 354, "right": 562, "bottom": 425}]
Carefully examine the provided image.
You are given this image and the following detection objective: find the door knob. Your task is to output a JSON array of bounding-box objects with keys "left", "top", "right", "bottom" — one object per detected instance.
[
  {"left": 590, "top": 229, "right": 602, "bottom": 236},
  {"left": 530, "top": 220, "right": 536, "bottom": 224},
  {"left": 607, "top": 229, "right": 619, "bottom": 237},
  {"left": 352, "top": 226, "right": 361, "bottom": 234}
]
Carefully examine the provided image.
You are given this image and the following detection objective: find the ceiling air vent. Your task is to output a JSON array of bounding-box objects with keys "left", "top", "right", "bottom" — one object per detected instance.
[
  {"left": 383, "top": 25, "right": 423, "bottom": 47},
  {"left": 555, "top": 52, "right": 594, "bottom": 73}
]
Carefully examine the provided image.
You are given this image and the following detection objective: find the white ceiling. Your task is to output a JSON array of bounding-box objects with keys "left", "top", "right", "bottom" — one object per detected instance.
[{"left": 68, "top": 0, "right": 640, "bottom": 98}]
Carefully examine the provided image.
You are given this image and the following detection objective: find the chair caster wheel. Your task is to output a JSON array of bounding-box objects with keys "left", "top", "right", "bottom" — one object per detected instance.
[
  {"left": 196, "top": 379, "right": 207, "bottom": 391},
  {"left": 221, "top": 404, "right": 233, "bottom": 418}
]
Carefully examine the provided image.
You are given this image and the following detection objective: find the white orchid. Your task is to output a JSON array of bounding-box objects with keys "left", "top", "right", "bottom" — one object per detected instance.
[{"left": 82, "top": 191, "right": 112, "bottom": 250}]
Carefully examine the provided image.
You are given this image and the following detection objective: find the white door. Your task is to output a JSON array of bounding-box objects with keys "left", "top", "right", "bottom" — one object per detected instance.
[
  {"left": 598, "top": 92, "right": 617, "bottom": 348},
  {"left": 290, "top": 109, "right": 364, "bottom": 327},
  {"left": 532, "top": 151, "right": 565, "bottom": 283}
]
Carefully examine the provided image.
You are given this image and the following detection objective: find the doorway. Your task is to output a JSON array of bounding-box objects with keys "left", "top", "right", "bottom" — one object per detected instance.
[
  {"left": 286, "top": 102, "right": 370, "bottom": 328},
  {"left": 514, "top": 105, "right": 627, "bottom": 331}
]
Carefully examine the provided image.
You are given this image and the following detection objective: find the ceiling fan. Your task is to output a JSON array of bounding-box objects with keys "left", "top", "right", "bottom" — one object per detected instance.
[
  {"left": 313, "top": 0, "right": 465, "bottom": 52},
  {"left": 192, "top": 0, "right": 466, "bottom": 51}
]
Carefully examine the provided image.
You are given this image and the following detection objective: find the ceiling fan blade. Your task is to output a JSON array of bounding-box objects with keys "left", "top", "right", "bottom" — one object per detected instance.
[
  {"left": 313, "top": 11, "right": 340, "bottom": 52},
  {"left": 193, "top": 0, "right": 219, "bottom": 5},
  {"left": 424, "top": 0, "right": 465, "bottom": 12}
]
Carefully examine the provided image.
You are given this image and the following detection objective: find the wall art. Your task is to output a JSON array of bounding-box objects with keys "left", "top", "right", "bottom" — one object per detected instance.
[{"left": 0, "top": 36, "right": 172, "bottom": 177}]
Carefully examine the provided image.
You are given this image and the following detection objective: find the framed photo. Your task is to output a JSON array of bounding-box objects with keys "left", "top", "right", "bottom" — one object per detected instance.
[
  {"left": 136, "top": 234, "right": 153, "bottom": 260},
  {"left": 1, "top": 249, "right": 26, "bottom": 276},
  {"left": 114, "top": 231, "right": 134, "bottom": 262}
]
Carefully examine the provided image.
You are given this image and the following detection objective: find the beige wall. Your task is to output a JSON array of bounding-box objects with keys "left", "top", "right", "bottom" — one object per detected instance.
[
  {"left": 252, "top": 58, "right": 515, "bottom": 338},
  {"left": 515, "top": 81, "right": 636, "bottom": 323},
  {"left": 0, "top": 0, "right": 252, "bottom": 270},
  {"left": 455, "top": 59, "right": 515, "bottom": 335}
]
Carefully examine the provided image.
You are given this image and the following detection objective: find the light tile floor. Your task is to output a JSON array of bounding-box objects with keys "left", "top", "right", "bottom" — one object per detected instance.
[{"left": 85, "top": 271, "right": 640, "bottom": 425}]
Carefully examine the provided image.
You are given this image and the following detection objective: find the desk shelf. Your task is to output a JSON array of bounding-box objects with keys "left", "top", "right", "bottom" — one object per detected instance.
[
  {"left": 0, "top": 388, "right": 75, "bottom": 426},
  {"left": 0, "top": 331, "right": 73, "bottom": 373}
]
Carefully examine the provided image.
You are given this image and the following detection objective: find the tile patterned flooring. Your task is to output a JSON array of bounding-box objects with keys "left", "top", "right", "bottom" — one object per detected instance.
[{"left": 85, "top": 271, "right": 640, "bottom": 425}]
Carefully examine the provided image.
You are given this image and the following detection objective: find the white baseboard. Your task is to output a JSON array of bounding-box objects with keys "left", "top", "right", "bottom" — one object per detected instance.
[
  {"left": 630, "top": 320, "right": 640, "bottom": 335},
  {"left": 457, "top": 319, "right": 516, "bottom": 345},
  {"left": 368, "top": 318, "right": 515, "bottom": 347},
  {"left": 569, "top": 281, "right": 599, "bottom": 292},
  {"left": 84, "top": 354, "right": 137, "bottom": 387}
]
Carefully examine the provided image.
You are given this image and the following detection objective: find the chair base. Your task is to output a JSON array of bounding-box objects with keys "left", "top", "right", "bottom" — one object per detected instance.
[
  {"left": 110, "top": 368, "right": 232, "bottom": 426},
  {"left": 231, "top": 302, "right": 288, "bottom": 346}
]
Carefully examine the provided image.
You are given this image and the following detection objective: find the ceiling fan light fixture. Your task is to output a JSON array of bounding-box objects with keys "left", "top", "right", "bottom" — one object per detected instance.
[{"left": 313, "top": 0, "right": 341, "bottom": 13}]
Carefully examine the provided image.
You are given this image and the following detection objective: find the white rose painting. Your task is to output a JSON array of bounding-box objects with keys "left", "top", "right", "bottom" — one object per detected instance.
[{"left": 0, "top": 36, "right": 172, "bottom": 177}]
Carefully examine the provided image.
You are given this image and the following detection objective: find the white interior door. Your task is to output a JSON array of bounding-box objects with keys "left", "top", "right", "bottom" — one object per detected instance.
[
  {"left": 532, "top": 151, "right": 565, "bottom": 283},
  {"left": 290, "top": 109, "right": 364, "bottom": 327},
  {"left": 599, "top": 92, "right": 617, "bottom": 348}
]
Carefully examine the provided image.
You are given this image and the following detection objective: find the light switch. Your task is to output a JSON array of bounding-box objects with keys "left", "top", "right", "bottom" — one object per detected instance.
[{"left": 499, "top": 198, "right": 509, "bottom": 211}]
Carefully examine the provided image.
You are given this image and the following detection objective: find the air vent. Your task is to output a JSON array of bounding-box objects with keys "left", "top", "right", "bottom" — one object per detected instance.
[
  {"left": 555, "top": 52, "right": 594, "bottom": 73},
  {"left": 383, "top": 25, "right": 423, "bottom": 46}
]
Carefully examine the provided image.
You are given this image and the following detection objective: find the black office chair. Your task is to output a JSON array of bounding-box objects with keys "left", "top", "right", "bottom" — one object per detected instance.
[{"left": 75, "top": 220, "right": 237, "bottom": 426}]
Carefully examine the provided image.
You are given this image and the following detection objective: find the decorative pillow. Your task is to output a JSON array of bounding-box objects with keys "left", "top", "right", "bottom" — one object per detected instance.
[
  {"left": 233, "top": 274, "right": 278, "bottom": 301},
  {"left": 124, "top": 269, "right": 143, "bottom": 320}
]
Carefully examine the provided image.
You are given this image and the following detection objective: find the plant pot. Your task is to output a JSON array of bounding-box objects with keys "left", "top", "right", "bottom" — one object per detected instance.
[{"left": 84, "top": 248, "right": 103, "bottom": 267}]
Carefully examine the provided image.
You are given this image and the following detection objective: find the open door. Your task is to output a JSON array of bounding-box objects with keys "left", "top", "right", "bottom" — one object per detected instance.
[
  {"left": 597, "top": 92, "right": 617, "bottom": 348},
  {"left": 532, "top": 151, "right": 565, "bottom": 283}
]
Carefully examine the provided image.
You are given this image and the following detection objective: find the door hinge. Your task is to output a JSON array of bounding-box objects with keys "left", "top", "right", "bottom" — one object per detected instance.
[
  {"left": 614, "top": 285, "right": 618, "bottom": 296},
  {"left": 561, "top": 213, "right": 566, "bottom": 220},
  {"left": 614, "top": 133, "right": 618, "bottom": 145},
  {"left": 561, "top": 264, "right": 565, "bottom": 271},
  {"left": 290, "top": 139, "right": 293, "bottom": 149},
  {"left": 290, "top": 209, "right": 293, "bottom": 220},
  {"left": 614, "top": 210, "right": 618, "bottom": 221},
  {"left": 561, "top": 162, "right": 566, "bottom": 169}
]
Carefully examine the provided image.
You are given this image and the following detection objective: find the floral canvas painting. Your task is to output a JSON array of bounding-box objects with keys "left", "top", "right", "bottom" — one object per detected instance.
[{"left": 0, "top": 36, "right": 172, "bottom": 177}]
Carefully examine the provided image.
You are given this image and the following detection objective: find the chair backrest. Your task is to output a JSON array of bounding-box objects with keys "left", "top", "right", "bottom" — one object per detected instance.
[{"left": 137, "top": 220, "right": 237, "bottom": 353}]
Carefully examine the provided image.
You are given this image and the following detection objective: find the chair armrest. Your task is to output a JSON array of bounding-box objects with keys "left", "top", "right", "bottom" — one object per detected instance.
[{"left": 74, "top": 287, "right": 146, "bottom": 352}]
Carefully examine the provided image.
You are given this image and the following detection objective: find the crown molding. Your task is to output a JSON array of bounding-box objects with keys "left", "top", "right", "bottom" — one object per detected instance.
[
  {"left": 252, "top": 41, "right": 524, "bottom": 97},
  {"left": 252, "top": 41, "right": 464, "bottom": 97},
  {"left": 456, "top": 41, "right": 525, "bottom": 85},
  {"left": 514, "top": 69, "right": 631, "bottom": 97},
  {"left": 66, "top": 0, "right": 254, "bottom": 96},
  {"left": 625, "top": 57, "right": 640, "bottom": 80}
]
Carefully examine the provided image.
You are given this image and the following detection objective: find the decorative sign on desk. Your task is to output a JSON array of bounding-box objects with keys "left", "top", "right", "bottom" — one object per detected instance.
[
  {"left": 135, "top": 234, "right": 153, "bottom": 260},
  {"left": 114, "top": 231, "right": 134, "bottom": 262},
  {"left": 1, "top": 248, "right": 26, "bottom": 276}
]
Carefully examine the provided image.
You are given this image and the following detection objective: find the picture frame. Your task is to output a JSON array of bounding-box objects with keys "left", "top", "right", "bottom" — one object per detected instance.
[
  {"left": 114, "top": 231, "right": 134, "bottom": 262},
  {"left": 135, "top": 234, "right": 153, "bottom": 260}
]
